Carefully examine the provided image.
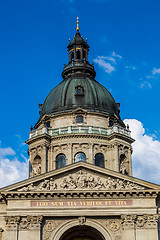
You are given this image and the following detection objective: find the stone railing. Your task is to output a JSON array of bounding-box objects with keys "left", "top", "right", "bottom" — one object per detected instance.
[{"left": 29, "top": 125, "right": 131, "bottom": 139}]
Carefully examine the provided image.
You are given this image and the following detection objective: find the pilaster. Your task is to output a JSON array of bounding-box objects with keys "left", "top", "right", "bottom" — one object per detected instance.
[
  {"left": 5, "top": 216, "right": 20, "bottom": 240},
  {"left": 121, "top": 214, "right": 136, "bottom": 240}
]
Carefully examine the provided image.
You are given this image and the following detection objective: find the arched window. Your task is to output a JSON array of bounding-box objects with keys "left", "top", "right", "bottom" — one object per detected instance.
[
  {"left": 76, "top": 50, "right": 80, "bottom": 59},
  {"left": 74, "top": 152, "right": 86, "bottom": 163},
  {"left": 34, "top": 155, "right": 41, "bottom": 163},
  {"left": 95, "top": 153, "right": 104, "bottom": 168},
  {"left": 56, "top": 154, "right": 66, "bottom": 169},
  {"left": 76, "top": 115, "right": 83, "bottom": 123}
]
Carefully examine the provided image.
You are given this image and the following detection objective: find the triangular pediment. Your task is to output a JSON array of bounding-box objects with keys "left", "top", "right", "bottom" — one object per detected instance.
[{"left": 1, "top": 162, "right": 160, "bottom": 194}]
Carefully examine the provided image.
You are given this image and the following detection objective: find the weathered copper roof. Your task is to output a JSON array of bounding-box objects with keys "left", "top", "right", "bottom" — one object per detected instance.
[{"left": 39, "top": 76, "right": 119, "bottom": 119}]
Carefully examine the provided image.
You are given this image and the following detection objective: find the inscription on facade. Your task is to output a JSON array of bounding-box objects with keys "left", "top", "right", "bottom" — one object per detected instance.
[{"left": 31, "top": 200, "right": 132, "bottom": 208}]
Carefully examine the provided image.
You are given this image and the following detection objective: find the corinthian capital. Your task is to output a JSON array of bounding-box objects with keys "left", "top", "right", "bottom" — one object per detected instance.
[
  {"left": 5, "top": 216, "right": 20, "bottom": 230},
  {"left": 121, "top": 214, "right": 137, "bottom": 229}
]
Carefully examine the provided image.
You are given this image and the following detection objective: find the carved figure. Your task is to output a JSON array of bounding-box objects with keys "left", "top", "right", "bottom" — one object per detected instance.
[
  {"left": 78, "top": 216, "right": 86, "bottom": 225},
  {"left": 68, "top": 174, "right": 76, "bottom": 189},
  {"left": 120, "top": 163, "right": 127, "bottom": 175},
  {"left": 38, "top": 180, "right": 50, "bottom": 190},
  {"left": 33, "top": 164, "right": 41, "bottom": 176},
  {"left": 49, "top": 178, "right": 57, "bottom": 190},
  {"left": 88, "top": 174, "right": 95, "bottom": 189},
  {"left": 18, "top": 171, "right": 145, "bottom": 191},
  {"left": 95, "top": 177, "right": 103, "bottom": 189}
]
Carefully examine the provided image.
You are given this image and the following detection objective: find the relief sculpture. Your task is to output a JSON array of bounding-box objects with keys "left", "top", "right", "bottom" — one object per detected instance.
[{"left": 18, "top": 170, "right": 144, "bottom": 191}]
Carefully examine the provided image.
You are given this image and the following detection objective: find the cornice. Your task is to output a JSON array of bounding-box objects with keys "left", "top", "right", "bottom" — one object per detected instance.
[{"left": 1, "top": 189, "right": 159, "bottom": 201}]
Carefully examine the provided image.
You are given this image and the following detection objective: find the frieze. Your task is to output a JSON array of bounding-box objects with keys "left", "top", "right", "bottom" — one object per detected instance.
[{"left": 17, "top": 170, "right": 145, "bottom": 192}]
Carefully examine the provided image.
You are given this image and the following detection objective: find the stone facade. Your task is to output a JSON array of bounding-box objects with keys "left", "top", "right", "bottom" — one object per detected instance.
[{"left": 0, "top": 22, "right": 160, "bottom": 240}]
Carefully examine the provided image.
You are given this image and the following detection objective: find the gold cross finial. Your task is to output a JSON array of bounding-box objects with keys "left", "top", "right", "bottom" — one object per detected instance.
[{"left": 76, "top": 16, "right": 80, "bottom": 31}]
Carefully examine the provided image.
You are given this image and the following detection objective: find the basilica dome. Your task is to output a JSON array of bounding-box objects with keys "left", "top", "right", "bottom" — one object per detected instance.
[{"left": 39, "top": 76, "right": 119, "bottom": 119}]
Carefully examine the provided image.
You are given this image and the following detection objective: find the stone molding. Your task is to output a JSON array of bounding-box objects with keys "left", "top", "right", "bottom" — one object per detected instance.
[
  {"left": 121, "top": 214, "right": 159, "bottom": 229},
  {"left": 17, "top": 170, "right": 144, "bottom": 192}
]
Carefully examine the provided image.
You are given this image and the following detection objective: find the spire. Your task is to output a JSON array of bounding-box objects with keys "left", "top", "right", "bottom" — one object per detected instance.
[{"left": 76, "top": 16, "right": 80, "bottom": 31}]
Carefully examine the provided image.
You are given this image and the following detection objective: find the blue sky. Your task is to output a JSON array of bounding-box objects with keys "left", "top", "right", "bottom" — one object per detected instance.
[{"left": 1, "top": 0, "right": 160, "bottom": 186}]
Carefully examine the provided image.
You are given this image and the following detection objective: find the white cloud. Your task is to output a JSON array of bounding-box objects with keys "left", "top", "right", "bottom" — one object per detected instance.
[
  {"left": 125, "top": 65, "right": 136, "bottom": 70},
  {"left": 0, "top": 144, "right": 28, "bottom": 188},
  {"left": 124, "top": 119, "right": 160, "bottom": 184},
  {"left": 94, "top": 51, "right": 122, "bottom": 74},
  {"left": 140, "top": 81, "right": 152, "bottom": 89},
  {"left": 94, "top": 58, "right": 115, "bottom": 73},
  {"left": 112, "top": 51, "right": 122, "bottom": 59},
  {"left": 152, "top": 67, "right": 160, "bottom": 75}
]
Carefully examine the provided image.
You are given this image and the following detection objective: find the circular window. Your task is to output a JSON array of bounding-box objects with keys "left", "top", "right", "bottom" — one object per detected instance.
[
  {"left": 95, "top": 153, "right": 104, "bottom": 168},
  {"left": 56, "top": 154, "right": 66, "bottom": 169},
  {"left": 74, "top": 152, "right": 86, "bottom": 163}
]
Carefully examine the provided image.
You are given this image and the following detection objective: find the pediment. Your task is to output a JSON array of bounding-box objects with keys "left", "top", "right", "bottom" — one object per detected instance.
[{"left": 1, "top": 162, "right": 160, "bottom": 193}]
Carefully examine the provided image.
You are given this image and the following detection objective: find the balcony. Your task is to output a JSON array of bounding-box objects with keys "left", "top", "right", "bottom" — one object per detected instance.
[{"left": 29, "top": 125, "right": 131, "bottom": 139}]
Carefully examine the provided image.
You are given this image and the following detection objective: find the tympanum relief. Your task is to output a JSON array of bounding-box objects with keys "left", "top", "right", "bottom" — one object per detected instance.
[{"left": 17, "top": 170, "right": 144, "bottom": 191}]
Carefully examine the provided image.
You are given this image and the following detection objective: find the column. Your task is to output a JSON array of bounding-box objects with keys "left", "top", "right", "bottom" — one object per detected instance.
[
  {"left": 41, "top": 144, "right": 47, "bottom": 174},
  {"left": 114, "top": 143, "right": 119, "bottom": 172},
  {"left": 68, "top": 143, "right": 72, "bottom": 165},
  {"left": 88, "top": 142, "right": 93, "bottom": 164},
  {"left": 52, "top": 146, "right": 56, "bottom": 170},
  {"left": 128, "top": 147, "right": 132, "bottom": 175}
]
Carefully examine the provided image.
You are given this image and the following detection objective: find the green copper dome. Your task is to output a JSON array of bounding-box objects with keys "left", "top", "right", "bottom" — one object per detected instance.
[{"left": 39, "top": 76, "right": 119, "bottom": 119}]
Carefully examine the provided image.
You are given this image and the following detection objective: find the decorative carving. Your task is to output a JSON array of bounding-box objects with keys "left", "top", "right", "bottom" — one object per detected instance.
[
  {"left": 33, "top": 163, "right": 41, "bottom": 176},
  {"left": 146, "top": 214, "right": 159, "bottom": 228},
  {"left": 121, "top": 215, "right": 136, "bottom": 229},
  {"left": 19, "top": 216, "right": 30, "bottom": 230},
  {"left": 5, "top": 216, "right": 20, "bottom": 230},
  {"left": 44, "top": 221, "right": 55, "bottom": 232},
  {"left": 136, "top": 215, "right": 147, "bottom": 228},
  {"left": 78, "top": 216, "right": 86, "bottom": 225},
  {"left": 18, "top": 170, "right": 145, "bottom": 191},
  {"left": 136, "top": 214, "right": 159, "bottom": 229},
  {"left": 28, "top": 216, "right": 43, "bottom": 230},
  {"left": 13, "top": 216, "right": 43, "bottom": 230},
  {"left": 108, "top": 220, "right": 120, "bottom": 232},
  {"left": 121, "top": 214, "right": 159, "bottom": 229}
]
